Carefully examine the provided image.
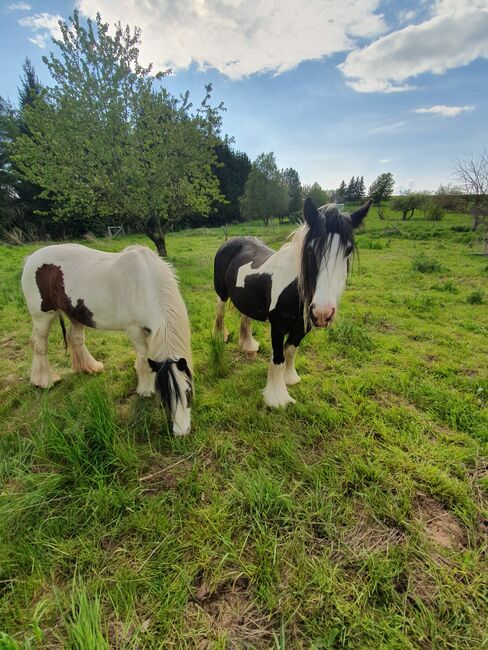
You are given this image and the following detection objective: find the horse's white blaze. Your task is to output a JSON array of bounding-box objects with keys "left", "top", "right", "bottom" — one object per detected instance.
[
  {"left": 22, "top": 243, "right": 192, "bottom": 435},
  {"left": 236, "top": 246, "right": 298, "bottom": 312},
  {"left": 312, "top": 234, "right": 348, "bottom": 322},
  {"left": 263, "top": 361, "right": 295, "bottom": 408}
]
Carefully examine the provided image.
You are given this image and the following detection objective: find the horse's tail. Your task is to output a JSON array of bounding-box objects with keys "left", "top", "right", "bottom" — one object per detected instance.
[{"left": 59, "top": 314, "right": 68, "bottom": 353}]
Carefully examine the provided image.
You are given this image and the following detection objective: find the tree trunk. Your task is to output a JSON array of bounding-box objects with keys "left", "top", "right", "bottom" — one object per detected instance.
[
  {"left": 153, "top": 232, "right": 168, "bottom": 257},
  {"left": 137, "top": 214, "right": 169, "bottom": 257}
]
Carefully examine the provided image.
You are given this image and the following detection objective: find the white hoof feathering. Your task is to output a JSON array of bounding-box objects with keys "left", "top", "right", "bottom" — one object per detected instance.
[
  {"left": 30, "top": 354, "right": 60, "bottom": 388},
  {"left": 284, "top": 345, "right": 301, "bottom": 385},
  {"left": 263, "top": 362, "right": 295, "bottom": 408},
  {"left": 240, "top": 336, "right": 259, "bottom": 353}
]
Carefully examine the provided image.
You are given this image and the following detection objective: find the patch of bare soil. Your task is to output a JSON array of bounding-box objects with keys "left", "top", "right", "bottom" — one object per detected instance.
[
  {"left": 185, "top": 577, "right": 273, "bottom": 649},
  {"left": 139, "top": 454, "right": 193, "bottom": 495},
  {"left": 341, "top": 509, "right": 405, "bottom": 556},
  {"left": 414, "top": 495, "right": 467, "bottom": 550},
  {"left": 407, "top": 561, "right": 439, "bottom": 605},
  {"left": 0, "top": 334, "right": 24, "bottom": 361}
]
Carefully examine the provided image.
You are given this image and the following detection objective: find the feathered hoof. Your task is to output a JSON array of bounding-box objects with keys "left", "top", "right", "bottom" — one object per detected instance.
[
  {"left": 85, "top": 361, "right": 104, "bottom": 374},
  {"left": 285, "top": 371, "right": 301, "bottom": 385},
  {"left": 31, "top": 371, "right": 61, "bottom": 388},
  {"left": 262, "top": 387, "right": 295, "bottom": 409}
]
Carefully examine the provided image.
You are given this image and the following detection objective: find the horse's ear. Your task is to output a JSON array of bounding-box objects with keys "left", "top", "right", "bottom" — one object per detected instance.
[
  {"left": 304, "top": 198, "right": 319, "bottom": 227},
  {"left": 148, "top": 358, "right": 162, "bottom": 373},
  {"left": 176, "top": 358, "right": 188, "bottom": 372},
  {"left": 350, "top": 199, "right": 373, "bottom": 228}
]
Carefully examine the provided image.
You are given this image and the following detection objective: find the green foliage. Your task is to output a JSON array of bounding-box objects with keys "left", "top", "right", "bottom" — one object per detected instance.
[
  {"left": 412, "top": 253, "right": 443, "bottom": 273},
  {"left": 425, "top": 202, "right": 445, "bottom": 221},
  {"left": 211, "top": 141, "right": 251, "bottom": 225},
  {"left": 12, "top": 11, "right": 223, "bottom": 255},
  {"left": 282, "top": 167, "right": 302, "bottom": 217},
  {"left": 368, "top": 172, "right": 395, "bottom": 206},
  {"left": 390, "top": 192, "right": 425, "bottom": 220},
  {"left": 302, "top": 181, "right": 329, "bottom": 207},
  {"left": 240, "top": 152, "right": 288, "bottom": 225}
]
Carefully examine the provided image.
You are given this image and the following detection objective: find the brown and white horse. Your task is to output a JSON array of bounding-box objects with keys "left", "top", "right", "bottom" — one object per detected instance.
[{"left": 22, "top": 244, "right": 193, "bottom": 435}]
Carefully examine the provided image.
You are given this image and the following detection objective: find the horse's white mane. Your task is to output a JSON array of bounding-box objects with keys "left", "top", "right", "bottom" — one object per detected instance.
[{"left": 124, "top": 246, "right": 192, "bottom": 371}]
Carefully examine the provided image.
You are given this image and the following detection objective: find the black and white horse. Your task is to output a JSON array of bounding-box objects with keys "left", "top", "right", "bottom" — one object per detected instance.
[
  {"left": 22, "top": 244, "right": 193, "bottom": 435},
  {"left": 213, "top": 198, "right": 372, "bottom": 407}
]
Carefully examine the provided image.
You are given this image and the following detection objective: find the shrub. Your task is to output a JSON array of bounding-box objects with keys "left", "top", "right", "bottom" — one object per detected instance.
[
  {"left": 431, "top": 281, "right": 458, "bottom": 294},
  {"left": 412, "top": 254, "right": 442, "bottom": 273},
  {"left": 425, "top": 204, "right": 444, "bottom": 221},
  {"left": 467, "top": 290, "right": 484, "bottom": 305}
]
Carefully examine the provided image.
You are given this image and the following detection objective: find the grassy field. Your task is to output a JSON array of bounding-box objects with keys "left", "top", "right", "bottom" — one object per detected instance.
[{"left": 0, "top": 207, "right": 487, "bottom": 648}]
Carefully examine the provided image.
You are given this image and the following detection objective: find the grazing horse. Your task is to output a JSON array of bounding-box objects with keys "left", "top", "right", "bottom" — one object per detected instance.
[
  {"left": 22, "top": 244, "right": 193, "bottom": 435},
  {"left": 213, "top": 198, "right": 372, "bottom": 407}
]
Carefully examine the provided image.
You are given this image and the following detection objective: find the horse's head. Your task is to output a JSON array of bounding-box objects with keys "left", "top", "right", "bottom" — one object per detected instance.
[
  {"left": 148, "top": 357, "right": 193, "bottom": 435},
  {"left": 299, "top": 198, "right": 372, "bottom": 327}
]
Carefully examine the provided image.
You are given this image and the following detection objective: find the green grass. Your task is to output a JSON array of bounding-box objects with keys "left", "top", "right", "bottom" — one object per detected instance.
[{"left": 0, "top": 208, "right": 487, "bottom": 648}]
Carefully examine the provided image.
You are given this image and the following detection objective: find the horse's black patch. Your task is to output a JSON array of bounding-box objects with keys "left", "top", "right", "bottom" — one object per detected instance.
[
  {"left": 35, "top": 263, "right": 96, "bottom": 328},
  {"left": 148, "top": 357, "right": 193, "bottom": 412},
  {"left": 214, "top": 237, "right": 275, "bottom": 321}
]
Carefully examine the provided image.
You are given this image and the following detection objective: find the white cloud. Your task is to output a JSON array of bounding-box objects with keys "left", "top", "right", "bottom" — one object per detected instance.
[
  {"left": 77, "top": 0, "right": 386, "bottom": 79},
  {"left": 18, "top": 12, "right": 62, "bottom": 48},
  {"left": 369, "top": 121, "right": 406, "bottom": 134},
  {"left": 380, "top": 158, "right": 391, "bottom": 163},
  {"left": 413, "top": 104, "right": 476, "bottom": 117},
  {"left": 8, "top": 2, "right": 32, "bottom": 10},
  {"left": 339, "top": 3, "right": 488, "bottom": 92},
  {"left": 397, "top": 9, "right": 417, "bottom": 23}
]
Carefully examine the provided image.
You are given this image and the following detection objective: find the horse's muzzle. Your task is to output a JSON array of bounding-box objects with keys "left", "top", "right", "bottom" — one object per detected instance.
[{"left": 310, "top": 304, "right": 336, "bottom": 328}]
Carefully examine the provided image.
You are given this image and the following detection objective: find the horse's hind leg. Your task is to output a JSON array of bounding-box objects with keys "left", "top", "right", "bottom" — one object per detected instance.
[
  {"left": 127, "top": 326, "right": 154, "bottom": 397},
  {"left": 29, "top": 311, "right": 60, "bottom": 388},
  {"left": 67, "top": 321, "right": 104, "bottom": 374},
  {"left": 212, "top": 296, "right": 229, "bottom": 342},
  {"left": 239, "top": 314, "right": 259, "bottom": 355}
]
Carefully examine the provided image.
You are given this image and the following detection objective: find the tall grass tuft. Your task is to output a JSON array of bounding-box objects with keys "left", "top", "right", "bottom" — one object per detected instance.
[
  {"left": 412, "top": 254, "right": 443, "bottom": 273},
  {"left": 209, "top": 334, "right": 228, "bottom": 377},
  {"left": 466, "top": 289, "right": 484, "bottom": 304},
  {"left": 33, "top": 384, "right": 134, "bottom": 484},
  {"left": 64, "top": 585, "right": 109, "bottom": 650}
]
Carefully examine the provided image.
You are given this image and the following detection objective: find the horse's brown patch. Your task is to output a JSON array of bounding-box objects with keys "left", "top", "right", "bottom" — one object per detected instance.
[{"left": 35, "top": 264, "right": 96, "bottom": 328}]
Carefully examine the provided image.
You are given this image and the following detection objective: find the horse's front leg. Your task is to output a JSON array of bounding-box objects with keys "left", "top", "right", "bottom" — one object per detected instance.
[
  {"left": 263, "top": 324, "right": 295, "bottom": 408},
  {"left": 127, "top": 326, "right": 155, "bottom": 397},
  {"left": 284, "top": 321, "right": 310, "bottom": 385}
]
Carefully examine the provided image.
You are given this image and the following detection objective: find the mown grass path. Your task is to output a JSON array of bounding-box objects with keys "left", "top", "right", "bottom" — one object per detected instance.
[{"left": 0, "top": 211, "right": 487, "bottom": 648}]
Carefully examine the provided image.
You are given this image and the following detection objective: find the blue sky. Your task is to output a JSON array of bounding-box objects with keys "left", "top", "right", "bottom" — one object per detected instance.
[{"left": 1, "top": 0, "right": 487, "bottom": 191}]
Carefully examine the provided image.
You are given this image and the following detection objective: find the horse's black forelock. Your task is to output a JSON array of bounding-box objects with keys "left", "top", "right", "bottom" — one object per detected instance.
[
  {"left": 154, "top": 359, "right": 193, "bottom": 412},
  {"left": 299, "top": 205, "right": 356, "bottom": 309}
]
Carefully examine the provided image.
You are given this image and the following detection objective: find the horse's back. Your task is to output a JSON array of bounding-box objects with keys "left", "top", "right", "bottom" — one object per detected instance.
[
  {"left": 214, "top": 237, "right": 274, "bottom": 300},
  {"left": 22, "top": 243, "right": 169, "bottom": 330}
]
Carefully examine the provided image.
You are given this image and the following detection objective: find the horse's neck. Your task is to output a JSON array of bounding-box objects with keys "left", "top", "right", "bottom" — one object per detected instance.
[
  {"left": 148, "top": 280, "right": 192, "bottom": 370},
  {"left": 263, "top": 242, "right": 299, "bottom": 276}
]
